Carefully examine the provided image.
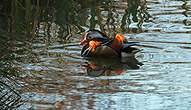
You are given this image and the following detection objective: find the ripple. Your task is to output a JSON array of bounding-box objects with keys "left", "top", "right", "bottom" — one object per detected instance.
[{"left": 17, "top": 0, "right": 191, "bottom": 110}]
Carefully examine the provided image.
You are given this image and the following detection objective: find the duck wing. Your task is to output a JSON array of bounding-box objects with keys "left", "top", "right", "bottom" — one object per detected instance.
[
  {"left": 93, "top": 45, "right": 119, "bottom": 57},
  {"left": 121, "top": 42, "right": 140, "bottom": 54},
  {"left": 81, "top": 44, "right": 119, "bottom": 57}
]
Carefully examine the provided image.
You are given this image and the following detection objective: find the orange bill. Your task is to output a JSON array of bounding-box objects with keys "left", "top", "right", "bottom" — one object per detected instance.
[{"left": 80, "top": 38, "right": 87, "bottom": 45}]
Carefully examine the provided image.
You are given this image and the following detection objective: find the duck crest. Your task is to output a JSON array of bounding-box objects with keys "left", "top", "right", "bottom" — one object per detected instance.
[{"left": 87, "top": 29, "right": 108, "bottom": 38}]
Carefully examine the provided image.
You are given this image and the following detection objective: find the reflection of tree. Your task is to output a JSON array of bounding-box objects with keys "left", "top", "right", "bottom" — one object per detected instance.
[
  {"left": 182, "top": 0, "right": 190, "bottom": 26},
  {"left": 104, "top": 1, "right": 117, "bottom": 36},
  {"left": 55, "top": 0, "right": 87, "bottom": 40},
  {"left": 121, "top": 0, "right": 151, "bottom": 33},
  {"left": 89, "top": 6, "right": 104, "bottom": 32},
  {"left": 0, "top": 0, "right": 88, "bottom": 39},
  {"left": 77, "top": 1, "right": 107, "bottom": 33},
  {"left": 0, "top": 0, "right": 151, "bottom": 38},
  {"left": 0, "top": 75, "right": 22, "bottom": 109}
]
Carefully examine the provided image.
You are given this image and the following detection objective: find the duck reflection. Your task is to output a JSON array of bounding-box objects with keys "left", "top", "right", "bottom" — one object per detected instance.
[{"left": 83, "top": 56, "right": 143, "bottom": 77}]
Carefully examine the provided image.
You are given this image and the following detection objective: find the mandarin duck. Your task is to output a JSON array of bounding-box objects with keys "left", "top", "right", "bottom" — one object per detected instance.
[{"left": 80, "top": 29, "right": 140, "bottom": 58}]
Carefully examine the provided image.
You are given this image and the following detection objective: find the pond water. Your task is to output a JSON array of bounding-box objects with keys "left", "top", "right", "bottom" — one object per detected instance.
[{"left": 1, "top": 0, "right": 191, "bottom": 110}]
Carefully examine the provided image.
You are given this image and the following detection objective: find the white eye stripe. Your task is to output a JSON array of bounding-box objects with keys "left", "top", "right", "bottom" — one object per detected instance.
[{"left": 85, "top": 32, "right": 88, "bottom": 38}]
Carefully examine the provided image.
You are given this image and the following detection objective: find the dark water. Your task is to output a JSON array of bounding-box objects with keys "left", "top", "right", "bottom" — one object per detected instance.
[{"left": 1, "top": 0, "right": 191, "bottom": 110}]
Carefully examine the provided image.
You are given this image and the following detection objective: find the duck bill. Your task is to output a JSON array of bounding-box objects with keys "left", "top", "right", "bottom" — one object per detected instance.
[{"left": 80, "top": 39, "right": 87, "bottom": 45}]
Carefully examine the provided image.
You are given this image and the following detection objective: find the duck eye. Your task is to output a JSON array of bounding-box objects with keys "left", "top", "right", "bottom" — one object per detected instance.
[{"left": 88, "top": 36, "right": 92, "bottom": 39}]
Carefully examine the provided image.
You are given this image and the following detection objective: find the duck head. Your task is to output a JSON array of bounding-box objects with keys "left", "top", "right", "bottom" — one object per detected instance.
[{"left": 80, "top": 30, "right": 108, "bottom": 45}]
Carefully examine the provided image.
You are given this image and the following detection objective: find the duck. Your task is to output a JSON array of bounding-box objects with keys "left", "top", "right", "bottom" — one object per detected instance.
[{"left": 80, "top": 29, "right": 140, "bottom": 58}]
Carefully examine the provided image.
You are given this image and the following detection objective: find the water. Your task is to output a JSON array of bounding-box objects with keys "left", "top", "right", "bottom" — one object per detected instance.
[{"left": 1, "top": 0, "right": 191, "bottom": 110}]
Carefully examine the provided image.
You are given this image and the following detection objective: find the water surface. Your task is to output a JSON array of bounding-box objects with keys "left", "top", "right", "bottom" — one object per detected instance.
[{"left": 1, "top": 0, "right": 191, "bottom": 110}]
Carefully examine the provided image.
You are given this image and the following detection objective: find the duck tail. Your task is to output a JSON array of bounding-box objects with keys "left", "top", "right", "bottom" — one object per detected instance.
[
  {"left": 121, "top": 42, "right": 140, "bottom": 54},
  {"left": 122, "top": 42, "right": 139, "bottom": 49}
]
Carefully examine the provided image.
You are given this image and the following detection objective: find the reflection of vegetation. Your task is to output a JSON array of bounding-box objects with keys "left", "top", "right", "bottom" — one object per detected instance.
[
  {"left": 55, "top": 0, "right": 87, "bottom": 39},
  {"left": 0, "top": 33, "right": 38, "bottom": 77},
  {"left": 0, "top": 0, "right": 150, "bottom": 76},
  {"left": 121, "top": 0, "right": 151, "bottom": 33},
  {"left": 0, "top": 75, "right": 22, "bottom": 109},
  {"left": 182, "top": 1, "right": 191, "bottom": 26},
  {"left": 0, "top": 0, "right": 151, "bottom": 38},
  {"left": 0, "top": 34, "right": 20, "bottom": 76}
]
